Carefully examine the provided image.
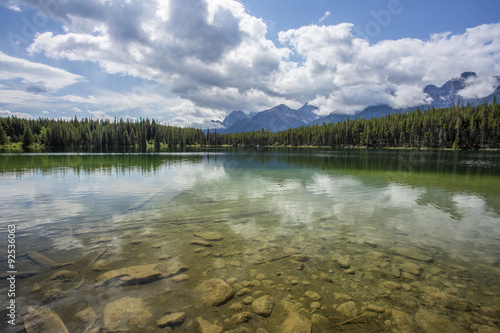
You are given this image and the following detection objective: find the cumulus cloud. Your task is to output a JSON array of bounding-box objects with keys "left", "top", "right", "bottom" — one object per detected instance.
[
  {"left": 0, "top": 51, "right": 84, "bottom": 91},
  {"left": 6, "top": 0, "right": 500, "bottom": 121},
  {"left": 0, "top": 109, "right": 33, "bottom": 118},
  {"left": 278, "top": 23, "right": 500, "bottom": 115},
  {"left": 87, "top": 110, "right": 115, "bottom": 121},
  {"left": 459, "top": 75, "right": 500, "bottom": 99}
]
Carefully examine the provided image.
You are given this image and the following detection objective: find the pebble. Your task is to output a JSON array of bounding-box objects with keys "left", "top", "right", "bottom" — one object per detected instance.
[
  {"left": 157, "top": 312, "right": 186, "bottom": 328},
  {"left": 195, "top": 278, "right": 234, "bottom": 306},
  {"left": 337, "top": 301, "right": 358, "bottom": 317},
  {"left": 242, "top": 296, "right": 254, "bottom": 305},
  {"left": 212, "top": 259, "right": 226, "bottom": 269},
  {"left": 231, "top": 311, "right": 252, "bottom": 324},
  {"left": 304, "top": 291, "right": 321, "bottom": 301},
  {"left": 311, "top": 314, "right": 329, "bottom": 324},
  {"left": 252, "top": 295, "right": 274, "bottom": 317}
]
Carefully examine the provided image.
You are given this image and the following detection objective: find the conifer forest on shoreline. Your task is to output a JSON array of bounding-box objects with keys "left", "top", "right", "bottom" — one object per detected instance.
[{"left": 1, "top": 102, "right": 499, "bottom": 151}]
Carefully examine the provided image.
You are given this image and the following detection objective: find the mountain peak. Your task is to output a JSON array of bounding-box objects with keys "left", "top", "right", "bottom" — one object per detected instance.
[{"left": 460, "top": 72, "right": 477, "bottom": 79}]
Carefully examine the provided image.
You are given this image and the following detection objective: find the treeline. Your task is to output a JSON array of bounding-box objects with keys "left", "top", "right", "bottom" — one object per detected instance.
[
  {"left": 1, "top": 102, "right": 499, "bottom": 150},
  {"left": 218, "top": 103, "right": 500, "bottom": 149},
  {"left": 0, "top": 117, "right": 207, "bottom": 149}
]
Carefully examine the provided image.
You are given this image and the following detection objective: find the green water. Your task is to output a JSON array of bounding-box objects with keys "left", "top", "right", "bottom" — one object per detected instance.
[{"left": 0, "top": 149, "right": 499, "bottom": 332}]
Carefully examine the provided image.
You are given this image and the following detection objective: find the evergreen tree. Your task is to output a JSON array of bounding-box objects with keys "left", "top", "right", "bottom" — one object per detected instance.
[
  {"left": 0, "top": 125, "right": 8, "bottom": 145},
  {"left": 22, "top": 126, "right": 34, "bottom": 148}
]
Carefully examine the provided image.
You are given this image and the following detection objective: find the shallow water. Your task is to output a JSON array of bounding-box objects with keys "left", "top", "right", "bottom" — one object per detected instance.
[{"left": 0, "top": 149, "right": 499, "bottom": 332}]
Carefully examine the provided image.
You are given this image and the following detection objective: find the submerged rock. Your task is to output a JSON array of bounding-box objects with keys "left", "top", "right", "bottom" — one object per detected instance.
[
  {"left": 91, "top": 259, "right": 109, "bottom": 271},
  {"left": 196, "top": 278, "right": 234, "bottom": 306},
  {"left": 49, "top": 270, "right": 79, "bottom": 282},
  {"left": 391, "top": 310, "right": 415, "bottom": 333},
  {"left": 75, "top": 307, "right": 97, "bottom": 324},
  {"left": 41, "top": 288, "right": 64, "bottom": 304},
  {"left": 400, "top": 263, "right": 422, "bottom": 276},
  {"left": 304, "top": 291, "right": 321, "bottom": 301},
  {"left": 156, "top": 312, "right": 186, "bottom": 328},
  {"left": 95, "top": 262, "right": 187, "bottom": 287},
  {"left": 231, "top": 311, "right": 252, "bottom": 324},
  {"left": 281, "top": 300, "right": 312, "bottom": 333},
  {"left": 337, "top": 301, "right": 358, "bottom": 318},
  {"left": 252, "top": 295, "right": 274, "bottom": 317},
  {"left": 415, "top": 309, "right": 467, "bottom": 333},
  {"left": 212, "top": 259, "right": 226, "bottom": 269},
  {"left": 103, "top": 297, "right": 152, "bottom": 332},
  {"left": 393, "top": 248, "right": 433, "bottom": 262},
  {"left": 193, "top": 232, "right": 224, "bottom": 241},
  {"left": 24, "top": 306, "right": 69, "bottom": 333},
  {"left": 196, "top": 316, "right": 223, "bottom": 333}
]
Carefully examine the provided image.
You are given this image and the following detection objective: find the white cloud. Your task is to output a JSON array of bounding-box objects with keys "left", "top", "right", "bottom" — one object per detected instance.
[
  {"left": 0, "top": 51, "right": 85, "bottom": 91},
  {"left": 0, "top": 109, "right": 33, "bottom": 118},
  {"left": 459, "top": 75, "right": 499, "bottom": 99},
  {"left": 7, "top": 0, "right": 500, "bottom": 121},
  {"left": 71, "top": 107, "right": 82, "bottom": 113},
  {"left": 319, "top": 11, "right": 331, "bottom": 23},
  {"left": 87, "top": 110, "right": 115, "bottom": 121},
  {"left": 278, "top": 23, "right": 500, "bottom": 115}
]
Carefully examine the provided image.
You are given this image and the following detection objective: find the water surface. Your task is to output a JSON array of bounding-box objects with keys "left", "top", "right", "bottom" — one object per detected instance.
[{"left": 1, "top": 149, "right": 499, "bottom": 332}]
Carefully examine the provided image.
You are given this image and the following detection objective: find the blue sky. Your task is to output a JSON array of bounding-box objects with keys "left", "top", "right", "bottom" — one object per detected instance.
[{"left": 0, "top": 0, "right": 499, "bottom": 127}]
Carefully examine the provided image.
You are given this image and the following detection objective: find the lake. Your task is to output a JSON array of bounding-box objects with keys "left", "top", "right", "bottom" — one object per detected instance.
[{"left": 1, "top": 148, "right": 499, "bottom": 332}]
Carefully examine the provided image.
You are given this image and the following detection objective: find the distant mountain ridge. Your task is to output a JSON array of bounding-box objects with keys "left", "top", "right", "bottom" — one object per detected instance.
[
  {"left": 309, "top": 72, "right": 500, "bottom": 126},
  {"left": 218, "top": 103, "right": 319, "bottom": 133},
  {"left": 213, "top": 72, "right": 500, "bottom": 133}
]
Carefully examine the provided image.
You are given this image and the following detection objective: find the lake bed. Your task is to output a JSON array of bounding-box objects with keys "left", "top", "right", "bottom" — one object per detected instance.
[{"left": 1, "top": 149, "right": 499, "bottom": 332}]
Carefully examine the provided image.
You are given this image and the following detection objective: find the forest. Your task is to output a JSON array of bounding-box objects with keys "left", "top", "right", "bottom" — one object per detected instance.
[{"left": 1, "top": 102, "right": 499, "bottom": 150}]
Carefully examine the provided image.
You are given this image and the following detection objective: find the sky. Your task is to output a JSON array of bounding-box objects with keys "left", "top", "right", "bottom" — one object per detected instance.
[{"left": 0, "top": 0, "right": 499, "bottom": 128}]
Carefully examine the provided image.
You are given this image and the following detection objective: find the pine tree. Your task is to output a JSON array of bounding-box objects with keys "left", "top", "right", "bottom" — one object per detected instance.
[
  {"left": 0, "top": 125, "right": 8, "bottom": 145},
  {"left": 22, "top": 126, "right": 34, "bottom": 148}
]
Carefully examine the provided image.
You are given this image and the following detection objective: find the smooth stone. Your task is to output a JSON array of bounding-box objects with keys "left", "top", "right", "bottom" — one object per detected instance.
[
  {"left": 41, "top": 288, "right": 64, "bottom": 304},
  {"left": 333, "top": 293, "right": 353, "bottom": 302},
  {"left": 212, "top": 259, "right": 226, "bottom": 269},
  {"left": 49, "top": 270, "right": 78, "bottom": 282},
  {"left": 96, "top": 262, "right": 187, "bottom": 287},
  {"left": 281, "top": 300, "right": 312, "bottom": 333},
  {"left": 391, "top": 310, "right": 415, "bottom": 332},
  {"left": 190, "top": 239, "right": 213, "bottom": 247},
  {"left": 337, "top": 301, "right": 358, "bottom": 317},
  {"left": 156, "top": 312, "right": 186, "bottom": 328},
  {"left": 231, "top": 311, "right": 252, "bottom": 324},
  {"left": 436, "top": 293, "right": 470, "bottom": 311},
  {"left": 196, "top": 316, "right": 223, "bottom": 333},
  {"left": 383, "top": 281, "right": 402, "bottom": 290},
  {"left": 229, "top": 302, "right": 244, "bottom": 312},
  {"left": 252, "top": 295, "right": 274, "bottom": 317},
  {"left": 196, "top": 278, "right": 234, "bottom": 306},
  {"left": 193, "top": 232, "right": 224, "bottom": 241},
  {"left": 311, "top": 314, "right": 329, "bottom": 324},
  {"left": 415, "top": 309, "right": 467, "bottom": 333},
  {"left": 310, "top": 302, "right": 321, "bottom": 309},
  {"left": 401, "top": 263, "right": 422, "bottom": 276},
  {"left": 91, "top": 259, "right": 109, "bottom": 271},
  {"left": 75, "top": 307, "right": 97, "bottom": 323},
  {"left": 237, "top": 288, "right": 252, "bottom": 297},
  {"left": 477, "top": 325, "right": 500, "bottom": 333},
  {"left": 103, "top": 297, "right": 152, "bottom": 332},
  {"left": 24, "top": 306, "right": 69, "bottom": 333},
  {"left": 394, "top": 248, "right": 434, "bottom": 262},
  {"left": 331, "top": 254, "right": 350, "bottom": 268},
  {"left": 391, "top": 264, "right": 401, "bottom": 278},
  {"left": 242, "top": 296, "right": 254, "bottom": 305},
  {"left": 304, "top": 291, "right": 321, "bottom": 301},
  {"left": 367, "top": 304, "right": 385, "bottom": 313}
]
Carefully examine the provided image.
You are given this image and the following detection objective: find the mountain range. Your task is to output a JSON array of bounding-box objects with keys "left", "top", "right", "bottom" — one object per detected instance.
[{"left": 214, "top": 72, "right": 500, "bottom": 133}]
